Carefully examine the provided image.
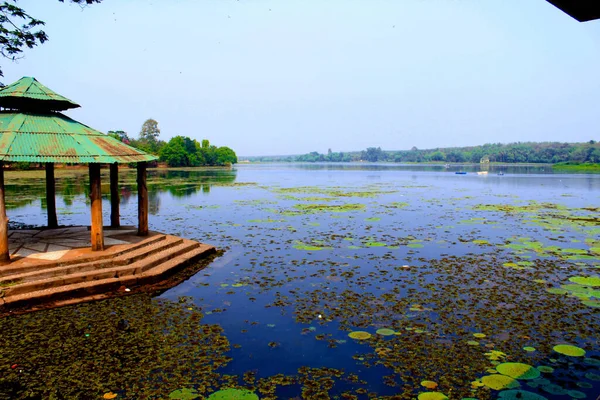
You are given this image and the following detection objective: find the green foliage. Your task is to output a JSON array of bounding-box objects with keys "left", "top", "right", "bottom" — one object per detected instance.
[
  {"left": 247, "top": 141, "right": 600, "bottom": 164},
  {"left": 157, "top": 136, "right": 237, "bottom": 167},
  {"left": 107, "top": 130, "right": 130, "bottom": 143},
  {"left": 0, "top": 1, "right": 101, "bottom": 78}
]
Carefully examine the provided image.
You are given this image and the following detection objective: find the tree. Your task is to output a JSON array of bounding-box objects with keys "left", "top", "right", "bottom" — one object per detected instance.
[
  {"left": 0, "top": 0, "right": 101, "bottom": 78},
  {"left": 138, "top": 118, "right": 160, "bottom": 153},
  {"left": 215, "top": 146, "right": 237, "bottom": 166},
  {"left": 107, "top": 130, "right": 130, "bottom": 144}
]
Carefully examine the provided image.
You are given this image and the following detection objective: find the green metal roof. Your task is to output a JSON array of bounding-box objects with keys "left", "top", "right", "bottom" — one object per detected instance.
[
  {"left": 0, "top": 111, "right": 157, "bottom": 164},
  {"left": 0, "top": 77, "right": 80, "bottom": 111}
]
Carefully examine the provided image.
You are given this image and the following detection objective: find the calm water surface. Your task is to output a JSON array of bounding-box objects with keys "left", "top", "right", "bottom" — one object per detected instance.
[{"left": 1, "top": 163, "right": 599, "bottom": 400}]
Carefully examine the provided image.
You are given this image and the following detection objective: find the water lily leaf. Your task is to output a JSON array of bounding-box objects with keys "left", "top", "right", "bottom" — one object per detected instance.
[
  {"left": 169, "top": 388, "right": 199, "bottom": 399},
  {"left": 348, "top": 331, "right": 371, "bottom": 340},
  {"left": 496, "top": 362, "right": 540, "bottom": 380},
  {"left": 207, "top": 388, "right": 259, "bottom": 399},
  {"left": 553, "top": 344, "right": 586, "bottom": 357}
]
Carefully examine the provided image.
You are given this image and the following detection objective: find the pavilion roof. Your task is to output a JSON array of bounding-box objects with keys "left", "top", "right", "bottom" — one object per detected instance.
[
  {"left": 0, "top": 111, "right": 157, "bottom": 164},
  {"left": 0, "top": 77, "right": 80, "bottom": 112}
]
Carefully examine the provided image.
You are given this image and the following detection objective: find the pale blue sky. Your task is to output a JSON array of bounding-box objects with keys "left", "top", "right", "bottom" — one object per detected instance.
[{"left": 3, "top": 0, "right": 600, "bottom": 156}]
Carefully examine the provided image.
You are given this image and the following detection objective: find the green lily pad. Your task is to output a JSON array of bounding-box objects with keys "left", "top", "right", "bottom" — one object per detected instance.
[
  {"left": 375, "top": 328, "right": 395, "bottom": 336},
  {"left": 169, "top": 388, "right": 199, "bottom": 399},
  {"left": 553, "top": 344, "right": 586, "bottom": 357},
  {"left": 417, "top": 392, "right": 449, "bottom": 400},
  {"left": 498, "top": 390, "right": 548, "bottom": 400},
  {"left": 207, "top": 388, "right": 259, "bottom": 400},
  {"left": 496, "top": 362, "right": 540, "bottom": 380},
  {"left": 568, "top": 276, "right": 600, "bottom": 286},
  {"left": 481, "top": 374, "right": 520, "bottom": 390}
]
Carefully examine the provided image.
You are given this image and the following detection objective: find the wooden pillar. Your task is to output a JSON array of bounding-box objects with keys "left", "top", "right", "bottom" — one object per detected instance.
[
  {"left": 0, "top": 162, "right": 9, "bottom": 264},
  {"left": 45, "top": 163, "right": 58, "bottom": 228},
  {"left": 137, "top": 161, "right": 148, "bottom": 236},
  {"left": 89, "top": 163, "right": 104, "bottom": 251},
  {"left": 110, "top": 163, "right": 120, "bottom": 228}
]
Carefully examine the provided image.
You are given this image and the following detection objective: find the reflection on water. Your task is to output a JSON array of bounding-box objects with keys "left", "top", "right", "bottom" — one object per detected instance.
[{"left": 4, "top": 167, "right": 237, "bottom": 215}]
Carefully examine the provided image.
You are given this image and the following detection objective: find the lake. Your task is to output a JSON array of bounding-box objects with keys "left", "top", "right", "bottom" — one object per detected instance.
[{"left": 1, "top": 163, "right": 599, "bottom": 400}]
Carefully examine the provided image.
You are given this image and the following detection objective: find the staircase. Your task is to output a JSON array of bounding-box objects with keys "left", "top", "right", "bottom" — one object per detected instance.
[{"left": 0, "top": 233, "right": 215, "bottom": 313}]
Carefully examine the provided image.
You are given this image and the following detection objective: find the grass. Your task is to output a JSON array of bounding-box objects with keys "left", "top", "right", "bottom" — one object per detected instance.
[{"left": 552, "top": 162, "right": 600, "bottom": 172}]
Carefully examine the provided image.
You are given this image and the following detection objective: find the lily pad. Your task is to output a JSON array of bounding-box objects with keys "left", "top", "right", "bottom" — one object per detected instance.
[
  {"left": 568, "top": 276, "right": 600, "bottom": 286},
  {"left": 498, "top": 390, "right": 548, "bottom": 400},
  {"left": 496, "top": 362, "right": 540, "bottom": 380},
  {"left": 348, "top": 331, "right": 372, "bottom": 340},
  {"left": 207, "top": 388, "right": 259, "bottom": 400},
  {"left": 417, "top": 392, "right": 448, "bottom": 400},
  {"left": 481, "top": 374, "right": 520, "bottom": 390},
  {"left": 375, "top": 328, "right": 395, "bottom": 336},
  {"left": 420, "top": 380, "right": 438, "bottom": 389},
  {"left": 553, "top": 344, "right": 586, "bottom": 357},
  {"left": 169, "top": 388, "right": 199, "bottom": 400}
]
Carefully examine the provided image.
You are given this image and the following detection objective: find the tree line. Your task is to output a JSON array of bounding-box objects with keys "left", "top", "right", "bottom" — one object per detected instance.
[
  {"left": 109, "top": 119, "right": 237, "bottom": 167},
  {"left": 245, "top": 141, "right": 600, "bottom": 164}
]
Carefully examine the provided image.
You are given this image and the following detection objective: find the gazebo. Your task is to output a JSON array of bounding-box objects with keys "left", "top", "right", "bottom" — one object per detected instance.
[{"left": 0, "top": 76, "right": 157, "bottom": 264}]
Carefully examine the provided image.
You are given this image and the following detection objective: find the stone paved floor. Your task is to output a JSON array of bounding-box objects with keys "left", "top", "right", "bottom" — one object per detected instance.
[{"left": 8, "top": 227, "right": 137, "bottom": 261}]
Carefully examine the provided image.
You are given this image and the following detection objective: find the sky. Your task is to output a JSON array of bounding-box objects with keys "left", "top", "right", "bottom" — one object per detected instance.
[{"left": 2, "top": 0, "right": 600, "bottom": 156}]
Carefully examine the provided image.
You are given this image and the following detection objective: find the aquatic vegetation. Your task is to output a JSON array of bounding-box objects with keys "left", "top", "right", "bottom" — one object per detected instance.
[
  {"left": 568, "top": 275, "right": 600, "bottom": 286},
  {"left": 417, "top": 392, "right": 448, "bottom": 400},
  {"left": 375, "top": 328, "right": 395, "bottom": 336},
  {"left": 552, "top": 344, "right": 586, "bottom": 357},
  {"left": 420, "top": 380, "right": 438, "bottom": 389},
  {"left": 481, "top": 374, "right": 520, "bottom": 390},
  {"left": 207, "top": 388, "right": 259, "bottom": 399},
  {"left": 497, "top": 390, "right": 549, "bottom": 400},
  {"left": 4, "top": 165, "right": 600, "bottom": 398},
  {"left": 169, "top": 388, "right": 200, "bottom": 399},
  {"left": 293, "top": 203, "right": 366, "bottom": 214},
  {"left": 536, "top": 366, "right": 554, "bottom": 373},
  {"left": 496, "top": 362, "right": 540, "bottom": 380},
  {"left": 348, "top": 331, "right": 371, "bottom": 340},
  {"left": 293, "top": 240, "right": 332, "bottom": 251}
]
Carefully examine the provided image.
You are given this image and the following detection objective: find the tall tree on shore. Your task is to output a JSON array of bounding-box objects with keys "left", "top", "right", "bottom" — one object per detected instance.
[{"left": 138, "top": 118, "right": 160, "bottom": 154}]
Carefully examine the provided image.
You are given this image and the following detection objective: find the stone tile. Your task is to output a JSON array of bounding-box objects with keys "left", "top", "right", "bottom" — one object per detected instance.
[
  {"left": 104, "top": 237, "right": 129, "bottom": 245},
  {"left": 10, "top": 245, "right": 22, "bottom": 255},
  {"left": 106, "top": 230, "right": 137, "bottom": 237},
  {"left": 63, "top": 226, "right": 89, "bottom": 234},
  {"left": 46, "top": 244, "right": 71, "bottom": 253},
  {"left": 23, "top": 242, "right": 48, "bottom": 252},
  {"left": 14, "top": 248, "right": 39, "bottom": 258},
  {"left": 9, "top": 232, "right": 37, "bottom": 239},
  {"left": 35, "top": 229, "right": 68, "bottom": 239},
  {"left": 9, "top": 229, "right": 41, "bottom": 235},
  {"left": 28, "top": 250, "right": 69, "bottom": 261}
]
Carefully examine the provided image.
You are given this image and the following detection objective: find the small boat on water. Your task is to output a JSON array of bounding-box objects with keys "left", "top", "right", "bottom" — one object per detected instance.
[
  {"left": 498, "top": 172, "right": 505, "bottom": 176},
  {"left": 455, "top": 171, "right": 467, "bottom": 175},
  {"left": 477, "top": 171, "right": 488, "bottom": 175}
]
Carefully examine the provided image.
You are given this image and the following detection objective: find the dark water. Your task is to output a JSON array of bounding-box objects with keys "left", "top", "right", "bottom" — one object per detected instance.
[{"left": 1, "top": 163, "right": 599, "bottom": 400}]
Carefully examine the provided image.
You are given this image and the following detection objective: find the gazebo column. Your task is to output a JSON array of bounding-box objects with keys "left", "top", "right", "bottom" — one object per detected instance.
[
  {"left": 110, "top": 163, "right": 120, "bottom": 228},
  {"left": 137, "top": 161, "right": 148, "bottom": 236},
  {"left": 0, "top": 162, "right": 10, "bottom": 264},
  {"left": 45, "top": 163, "right": 58, "bottom": 228},
  {"left": 89, "top": 163, "right": 104, "bottom": 251}
]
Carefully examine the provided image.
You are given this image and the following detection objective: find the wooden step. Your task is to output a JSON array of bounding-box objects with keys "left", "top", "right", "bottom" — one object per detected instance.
[
  {"left": 0, "top": 234, "right": 167, "bottom": 279},
  {"left": 113, "top": 235, "right": 183, "bottom": 266},
  {"left": 1, "top": 240, "right": 201, "bottom": 299},
  {"left": 136, "top": 244, "right": 216, "bottom": 284},
  {"left": 1, "top": 242, "right": 216, "bottom": 309},
  {"left": 0, "top": 235, "right": 180, "bottom": 286}
]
